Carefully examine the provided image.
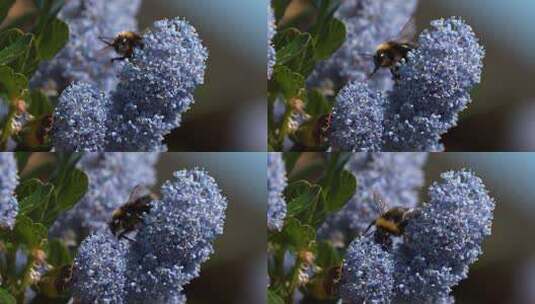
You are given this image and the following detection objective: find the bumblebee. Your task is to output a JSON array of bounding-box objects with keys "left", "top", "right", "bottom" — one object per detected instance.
[
  {"left": 314, "top": 112, "right": 333, "bottom": 146},
  {"left": 109, "top": 185, "right": 156, "bottom": 240},
  {"left": 370, "top": 18, "right": 418, "bottom": 77},
  {"left": 365, "top": 193, "right": 414, "bottom": 238},
  {"left": 100, "top": 31, "right": 144, "bottom": 62},
  {"left": 55, "top": 264, "right": 74, "bottom": 293}
]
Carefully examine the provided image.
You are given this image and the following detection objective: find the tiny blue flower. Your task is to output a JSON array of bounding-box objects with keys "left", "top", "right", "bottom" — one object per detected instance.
[
  {"left": 107, "top": 17, "right": 208, "bottom": 151},
  {"left": 329, "top": 17, "right": 485, "bottom": 152},
  {"left": 127, "top": 168, "right": 227, "bottom": 301},
  {"left": 268, "top": 6, "right": 276, "bottom": 80},
  {"left": 394, "top": 170, "right": 495, "bottom": 302},
  {"left": 340, "top": 169, "right": 495, "bottom": 303},
  {"left": 340, "top": 237, "right": 395, "bottom": 304},
  {"left": 51, "top": 17, "right": 208, "bottom": 151},
  {"left": 268, "top": 152, "right": 287, "bottom": 231},
  {"left": 329, "top": 82, "right": 386, "bottom": 152},
  {"left": 72, "top": 229, "right": 129, "bottom": 304},
  {"left": 0, "top": 153, "right": 19, "bottom": 230},
  {"left": 385, "top": 17, "right": 485, "bottom": 151},
  {"left": 52, "top": 82, "right": 110, "bottom": 152}
]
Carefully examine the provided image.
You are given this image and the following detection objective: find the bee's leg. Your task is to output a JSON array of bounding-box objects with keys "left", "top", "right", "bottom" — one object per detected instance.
[
  {"left": 364, "top": 221, "right": 375, "bottom": 235},
  {"left": 118, "top": 232, "right": 135, "bottom": 242},
  {"left": 391, "top": 66, "right": 402, "bottom": 81},
  {"left": 111, "top": 56, "right": 127, "bottom": 62},
  {"left": 369, "top": 66, "right": 380, "bottom": 78}
]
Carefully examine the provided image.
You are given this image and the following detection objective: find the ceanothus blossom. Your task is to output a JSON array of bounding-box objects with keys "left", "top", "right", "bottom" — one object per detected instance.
[
  {"left": 340, "top": 170, "right": 495, "bottom": 303},
  {"left": 329, "top": 17, "right": 484, "bottom": 152}
]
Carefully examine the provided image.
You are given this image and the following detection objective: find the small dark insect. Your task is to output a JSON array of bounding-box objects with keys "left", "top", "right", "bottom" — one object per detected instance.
[
  {"left": 365, "top": 193, "right": 414, "bottom": 239},
  {"left": 109, "top": 185, "right": 156, "bottom": 240},
  {"left": 36, "top": 114, "right": 53, "bottom": 145},
  {"left": 369, "top": 18, "right": 418, "bottom": 78},
  {"left": 309, "top": 265, "right": 343, "bottom": 300},
  {"left": 100, "top": 31, "right": 144, "bottom": 62},
  {"left": 55, "top": 264, "right": 74, "bottom": 293},
  {"left": 323, "top": 265, "right": 343, "bottom": 298},
  {"left": 314, "top": 113, "right": 333, "bottom": 145}
]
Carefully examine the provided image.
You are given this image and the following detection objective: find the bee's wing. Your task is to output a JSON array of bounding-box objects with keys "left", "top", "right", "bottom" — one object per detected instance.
[
  {"left": 372, "top": 191, "right": 388, "bottom": 214},
  {"left": 126, "top": 185, "right": 149, "bottom": 203},
  {"left": 394, "top": 17, "right": 417, "bottom": 43}
]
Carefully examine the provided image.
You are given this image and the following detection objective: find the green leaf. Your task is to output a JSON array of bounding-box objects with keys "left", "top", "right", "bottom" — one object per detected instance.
[
  {"left": 46, "top": 239, "right": 72, "bottom": 266},
  {"left": 267, "top": 289, "right": 285, "bottom": 304},
  {"left": 53, "top": 168, "right": 88, "bottom": 211},
  {"left": 16, "top": 178, "right": 54, "bottom": 218},
  {"left": 282, "top": 152, "right": 301, "bottom": 175},
  {"left": 324, "top": 170, "right": 356, "bottom": 212},
  {"left": 0, "top": 65, "right": 28, "bottom": 100},
  {"left": 305, "top": 89, "right": 332, "bottom": 116},
  {"left": 271, "top": 0, "right": 291, "bottom": 21},
  {"left": 36, "top": 17, "right": 69, "bottom": 60},
  {"left": 273, "top": 65, "right": 304, "bottom": 99},
  {"left": 314, "top": 18, "right": 346, "bottom": 60},
  {"left": 0, "top": 288, "right": 16, "bottom": 304},
  {"left": 0, "top": 33, "right": 33, "bottom": 66},
  {"left": 315, "top": 241, "right": 342, "bottom": 268},
  {"left": 274, "top": 218, "right": 316, "bottom": 251},
  {"left": 286, "top": 180, "right": 322, "bottom": 220},
  {"left": 275, "top": 28, "right": 316, "bottom": 76},
  {"left": 28, "top": 90, "right": 53, "bottom": 117},
  {"left": 13, "top": 215, "right": 47, "bottom": 248},
  {"left": 15, "top": 152, "right": 32, "bottom": 172},
  {"left": 0, "top": 0, "right": 15, "bottom": 25},
  {"left": 42, "top": 166, "right": 88, "bottom": 227},
  {"left": 0, "top": 28, "right": 24, "bottom": 49}
]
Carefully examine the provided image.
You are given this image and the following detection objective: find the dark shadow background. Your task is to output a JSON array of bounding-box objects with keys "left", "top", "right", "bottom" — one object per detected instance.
[{"left": 157, "top": 153, "right": 266, "bottom": 304}]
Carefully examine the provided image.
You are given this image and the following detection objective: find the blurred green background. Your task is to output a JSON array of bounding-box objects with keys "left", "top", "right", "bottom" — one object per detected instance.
[{"left": 156, "top": 153, "right": 266, "bottom": 304}]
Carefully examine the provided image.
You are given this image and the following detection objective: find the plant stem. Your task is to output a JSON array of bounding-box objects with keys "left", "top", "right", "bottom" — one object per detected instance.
[{"left": 278, "top": 107, "right": 293, "bottom": 146}]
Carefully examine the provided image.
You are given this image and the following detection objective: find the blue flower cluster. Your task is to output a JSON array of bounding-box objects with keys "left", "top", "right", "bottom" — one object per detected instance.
[
  {"left": 51, "top": 153, "right": 158, "bottom": 237},
  {"left": 72, "top": 169, "right": 227, "bottom": 303},
  {"left": 51, "top": 83, "right": 110, "bottom": 152},
  {"left": 340, "top": 170, "right": 495, "bottom": 303},
  {"left": 320, "top": 152, "right": 427, "bottom": 242},
  {"left": 0, "top": 153, "right": 19, "bottom": 230},
  {"left": 268, "top": 152, "right": 287, "bottom": 231},
  {"left": 31, "top": 0, "right": 142, "bottom": 93},
  {"left": 268, "top": 6, "right": 276, "bottom": 80},
  {"left": 51, "top": 17, "right": 208, "bottom": 151},
  {"left": 329, "top": 17, "right": 485, "bottom": 151},
  {"left": 309, "top": 0, "right": 418, "bottom": 92}
]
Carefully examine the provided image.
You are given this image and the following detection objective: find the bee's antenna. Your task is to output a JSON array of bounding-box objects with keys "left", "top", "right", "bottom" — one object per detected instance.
[
  {"left": 98, "top": 36, "right": 113, "bottom": 46},
  {"left": 368, "top": 66, "right": 380, "bottom": 78},
  {"left": 358, "top": 52, "right": 374, "bottom": 59}
]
